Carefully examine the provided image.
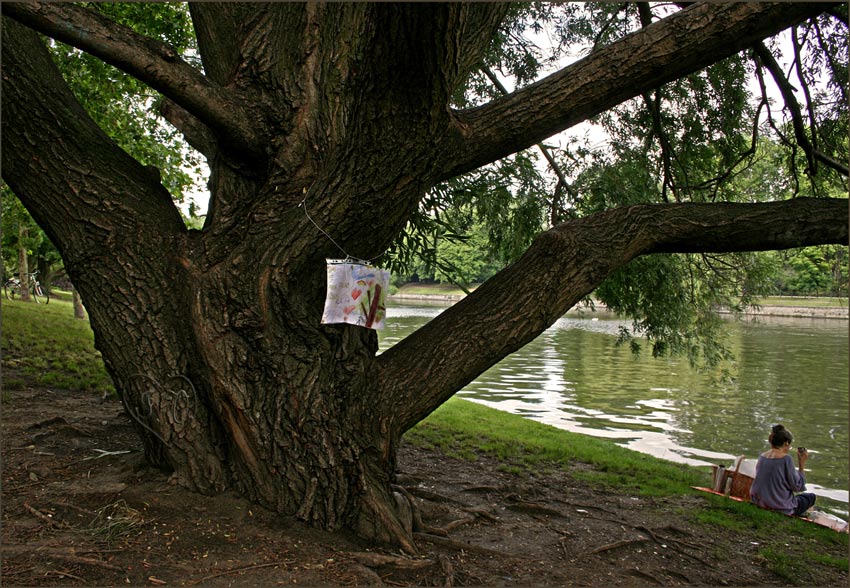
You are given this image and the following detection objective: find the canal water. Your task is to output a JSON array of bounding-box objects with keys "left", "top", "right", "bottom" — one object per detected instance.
[{"left": 380, "top": 303, "right": 849, "bottom": 515}]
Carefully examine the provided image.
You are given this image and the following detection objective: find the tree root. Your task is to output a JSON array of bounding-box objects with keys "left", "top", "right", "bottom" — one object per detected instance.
[
  {"left": 357, "top": 484, "right": 418, "bottom": 554},
  {"left": 505, "top": 497, "right": 566, "bottom": 518},
  {"left": 430, "top": 516, "right": 476, "bottom": 536},
  {"left": 634, "top": 525, "right": 711, "bottom": 566},
  {"left": 402, "top": 486, "right": 468, "bottom": 505},
  {"left": 461, "top": 485, "right": 500, "bottom": 493},
  {"left": 585, "top": 537, "right": 650, "bottom": 555},
  {"left": 552, "top": 497, "right": 620, "bottom": 516},
  {"left": 349, "top": 551, "right": 433, "bottom": 570},
  {"left": 462, "top": 506, "right": 499, "bottom": 522},
  {"left": 583, "top": 524, "right": 712, "bottom": 568},
  {"left": 413, "top": 532, "right": 520, "bottom": 558},
  {"left": 438, "top": 554, "right": 454, "bottom": 587},
  {"left": 349, "top": 563, "right": 386, "bottom": 585},
  {"left": 628, "top": 566, "right": 665, "bottom": 585},
  {"left": 393, "top": 485, "right": 498, "bottom": 538}
]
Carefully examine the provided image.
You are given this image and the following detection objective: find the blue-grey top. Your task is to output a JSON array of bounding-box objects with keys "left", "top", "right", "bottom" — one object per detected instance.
[{"left": 749, "top": 454, "right": 806, "bottom": 515}]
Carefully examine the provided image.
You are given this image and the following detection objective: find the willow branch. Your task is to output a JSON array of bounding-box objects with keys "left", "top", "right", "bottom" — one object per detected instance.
[
  {"left": 637, "top": 3, "right": 677, "bottom": 202},
  {"left": 2, "top": 1, "right": 263, "bottom": 159},
  {"left": 813, "top": 19, "right": 849, "bottom": 105},
  {"left": 792, "top": 26, "right": 820, "bottom": 162},
  {"left": 753, "top": 42, "right": 849, "bottom": 177},
  {"left": 379, "top": 197, "right": 848, "bottom": 434},
  {"left": 441, "top": 2, "right": 834, "bottom": 181}
]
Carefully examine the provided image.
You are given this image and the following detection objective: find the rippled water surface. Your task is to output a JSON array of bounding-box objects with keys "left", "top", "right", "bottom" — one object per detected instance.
[{"left": 380, "top": 304, "right": 849, "bottom": 514}]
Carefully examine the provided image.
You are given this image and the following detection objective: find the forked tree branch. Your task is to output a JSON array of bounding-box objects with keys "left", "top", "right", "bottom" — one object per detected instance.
[
  {"left": 379, "top": 197, "right": 848, "bottom": 434},
  {"left": 441, "top": 2, "right": 836, "bottom": 181},
  {"left": 2, "top": 2, "right": 263, "bottom": 160}
]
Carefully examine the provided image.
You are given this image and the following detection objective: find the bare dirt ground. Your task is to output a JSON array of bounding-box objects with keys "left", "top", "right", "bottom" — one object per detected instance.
[{"left": 2, "top": 385, "right": 847, "bottom": 587}]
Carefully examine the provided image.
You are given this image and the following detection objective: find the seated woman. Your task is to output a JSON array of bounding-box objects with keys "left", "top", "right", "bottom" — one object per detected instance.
[{"left": 750, "top": 424, "right": 816, "bottom": 517}]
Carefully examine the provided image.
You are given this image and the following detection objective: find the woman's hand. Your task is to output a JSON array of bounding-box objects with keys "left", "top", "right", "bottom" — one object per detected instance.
[{"left": 797, "top": 447, "right": 809, "bottom": 469}]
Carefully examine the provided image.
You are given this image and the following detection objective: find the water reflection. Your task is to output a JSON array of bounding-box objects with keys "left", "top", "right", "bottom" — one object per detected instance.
[{"left": 380, "top": 304, "right": 849, "bottom": 514}]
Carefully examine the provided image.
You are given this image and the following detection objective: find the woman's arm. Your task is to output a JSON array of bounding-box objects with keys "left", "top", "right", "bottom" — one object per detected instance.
[{"left": 786, "top": 455, "right": 807, "bottom": 492}]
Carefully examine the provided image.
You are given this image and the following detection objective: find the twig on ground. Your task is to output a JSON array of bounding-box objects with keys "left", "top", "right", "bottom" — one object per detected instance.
[
  {"left": 4, "top": 481, "right": 46, "bottom": 493},
  {"left": 46, "top": 569, "right": 87, "bottom": 583},
  {"left": 557, "top": 535, "right": 570, "bottom": 559},
  {"left": 189, "top": 560, "right": 296, "bottom": 584},
  {"left": 48, "top": 553, "right": 123, "bottom": 572},
  {"left": 23, "top": 502, "right": 66, "bottom": 529},
  {"left": 82, "top": 448, "right": 132, "bottom": 460},
  {"left": 1, "top": 566, "right": 35, "bottom": 577}
]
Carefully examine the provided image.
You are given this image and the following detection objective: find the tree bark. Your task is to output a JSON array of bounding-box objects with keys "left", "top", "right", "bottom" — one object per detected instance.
[{"left": 1, "top": 2, "right": 845, "bottom": 552}]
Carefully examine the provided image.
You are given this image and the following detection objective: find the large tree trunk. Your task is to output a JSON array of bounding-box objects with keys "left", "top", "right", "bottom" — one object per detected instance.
[{"left": 1, "top": 2, "right": 844, "bottom": 551}]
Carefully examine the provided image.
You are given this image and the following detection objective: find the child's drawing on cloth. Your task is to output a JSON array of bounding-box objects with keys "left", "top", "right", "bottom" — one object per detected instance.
[{"left": 321, "top": 259, "right": 389, "bottom": 329}]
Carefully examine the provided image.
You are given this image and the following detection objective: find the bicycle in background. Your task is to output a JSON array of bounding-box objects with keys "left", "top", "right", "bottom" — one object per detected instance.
[{"left": 4, "top": 270, "right": 49, "bottom": 304}]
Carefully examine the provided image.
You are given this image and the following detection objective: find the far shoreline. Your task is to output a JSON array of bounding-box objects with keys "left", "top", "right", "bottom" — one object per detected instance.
[{"left": 389, "top": 288, "right": 849, "bottom": 320}]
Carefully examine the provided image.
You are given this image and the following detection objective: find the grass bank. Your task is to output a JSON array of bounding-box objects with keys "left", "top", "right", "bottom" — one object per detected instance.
[
  {"left": 394, "top": 283, "right": 848, "bottom": 308},
  {"left": 754, "top": 295, "right": 848, "bottom": 308},
  {"left": 408, "top": 398, "right": 847, "bottom": 580}
]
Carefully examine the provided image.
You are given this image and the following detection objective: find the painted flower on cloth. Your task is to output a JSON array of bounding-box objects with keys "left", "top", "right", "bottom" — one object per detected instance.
[{"left": 321, "top": 260, "right": 389, "bottom": 329}]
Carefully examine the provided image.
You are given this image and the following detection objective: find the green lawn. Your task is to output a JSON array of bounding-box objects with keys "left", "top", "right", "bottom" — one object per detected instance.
[
  {"left": 394, "top": 284, "right": 848, "bottom": 309},
  {"left": 756, "top": 296, "right": 848, "bottom": 308},
  {"left": 1, "top": 296, "right": 114, "bottom": 396}
]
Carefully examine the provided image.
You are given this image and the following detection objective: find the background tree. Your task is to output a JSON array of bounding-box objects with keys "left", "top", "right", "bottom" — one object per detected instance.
[
  {"left": 2, "top": 185, "right": 43, "bottom": 301},
  {"left": 2, "top": 2, "right": 846, "bottom": 551}
]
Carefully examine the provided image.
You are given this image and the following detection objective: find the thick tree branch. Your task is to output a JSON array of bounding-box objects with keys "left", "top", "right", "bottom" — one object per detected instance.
[
  {"left": 0, "top": 16, "right": 185, "bottom": 260},
  {"left": 379, "top": 197, "right": 848, "bottom": 434},
  {"left": 482, "top": 67, "right": 570, "bottom": 190},
  {"left": 441, "top": 2, "right": 836, "bottom": 180},
  {"left": 2, "top": 1, "right": 264, "bottom": 160}
]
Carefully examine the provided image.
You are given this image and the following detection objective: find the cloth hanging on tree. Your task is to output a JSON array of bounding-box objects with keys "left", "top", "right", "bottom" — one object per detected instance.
[{"left": 321, "top": 259, "right": 390, "bottom": 330}]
